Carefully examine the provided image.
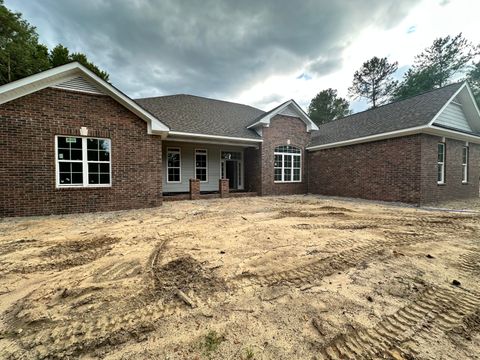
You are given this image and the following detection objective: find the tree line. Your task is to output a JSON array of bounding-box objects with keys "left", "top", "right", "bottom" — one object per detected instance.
[
  {"left": 0, "top": 0, "right": 109, "bottom": 85},
  {"left": 308, "top": 33, "right": 480, "bottom": 126}
]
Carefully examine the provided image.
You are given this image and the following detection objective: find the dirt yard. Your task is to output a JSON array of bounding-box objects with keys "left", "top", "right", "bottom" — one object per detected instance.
[{"left": 0, "top": 195, "right": 479, "bottom": 360}]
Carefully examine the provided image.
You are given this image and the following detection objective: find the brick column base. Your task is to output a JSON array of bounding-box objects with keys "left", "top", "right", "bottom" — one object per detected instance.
[
  {"left": 219, "top": 179, "right": 229, "bottom": 198},
  {"left": 190, "top": 179, "right": 200, "bottom": 200}
]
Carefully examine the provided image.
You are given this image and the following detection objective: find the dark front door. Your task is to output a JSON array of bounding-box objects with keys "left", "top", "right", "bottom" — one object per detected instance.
[{"left": 226, "top": 160, "right": 238, "bottom": 190}]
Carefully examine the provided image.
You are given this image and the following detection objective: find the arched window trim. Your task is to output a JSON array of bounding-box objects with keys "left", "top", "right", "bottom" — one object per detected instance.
[{"left": 274, "top": 145, "right": 302, "bottom": 183}]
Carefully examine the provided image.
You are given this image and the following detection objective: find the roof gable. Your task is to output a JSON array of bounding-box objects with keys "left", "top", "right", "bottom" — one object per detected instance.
[
  {"left": 308, "top": 82, "right": 468, "bottom": 149},
  {"left": 247, "top": 99, "right": 319, "bottom": 133},
  {"left": 0, "top": 62, "right": 169, "bottom": 136},
  {"left": 431, "top": 83, "right": 480, "bottom": 134}
]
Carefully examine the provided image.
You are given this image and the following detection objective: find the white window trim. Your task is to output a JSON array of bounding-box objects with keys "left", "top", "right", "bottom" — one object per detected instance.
[
  {"left": 55, "top": 135, "right": 112, "bottom": 188},
  {"left": 166, "top": 147, "right": 182, "bottom": 184},
  {"left": 437, "top": 143, "right": 445, "bottom": 185},
  {"left": 274, "top": 147, "right": 302, "bottom": 183},
  {"left": 462, "top": 146, "right": 469, "bottom": 184},
  {"left": 195, "top": 148, "right": 208, "bottom": 183}
]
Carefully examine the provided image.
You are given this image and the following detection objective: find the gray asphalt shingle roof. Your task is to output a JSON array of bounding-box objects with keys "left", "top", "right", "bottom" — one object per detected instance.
[
  {"left": 136, "top": 94, "right": 264, "bottom": 139},
  {"left": 309, "top": 82, "right": 465, "bottom": 147}
]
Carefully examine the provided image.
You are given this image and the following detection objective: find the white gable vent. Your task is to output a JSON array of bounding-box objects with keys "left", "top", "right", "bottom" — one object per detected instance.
[{"left": 52, "top": 76, "right": 104, "bottom": 95}]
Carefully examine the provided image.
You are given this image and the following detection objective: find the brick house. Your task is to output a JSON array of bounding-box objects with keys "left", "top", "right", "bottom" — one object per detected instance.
[{"left": 1, "top": 63, "right": 479, "bottom": 217}]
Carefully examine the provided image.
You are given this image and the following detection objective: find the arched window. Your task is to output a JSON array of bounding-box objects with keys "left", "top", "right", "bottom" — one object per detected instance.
[{"left": 274, "top": 145, "right": 301, "bottom": 182}]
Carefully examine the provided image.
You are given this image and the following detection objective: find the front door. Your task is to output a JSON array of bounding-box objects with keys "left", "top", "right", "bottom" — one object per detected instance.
[
  {"left": 221, "top": 151, "right": 243, "bottom": 190},
  {"left": 226, "top": 160, "right": 238, "bottom": 190}
]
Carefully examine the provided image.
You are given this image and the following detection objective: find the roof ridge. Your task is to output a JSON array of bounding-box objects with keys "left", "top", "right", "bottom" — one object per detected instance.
[
  {"left": 324, "top": 81, "right": 465, "bottom": 126},
  {"left": 136, "top": 93, "right": 265, "bottom": 113}
]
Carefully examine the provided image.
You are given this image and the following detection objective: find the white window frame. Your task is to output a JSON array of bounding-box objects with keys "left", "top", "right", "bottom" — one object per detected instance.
[
  {"left": 166, "top": 147, "right": 181, "bottom": 183},
  {"left": 195, "top": 149, "right": 208, "bottom": 183},
  {"left": 437, "top": 142, "right": 445, "bottom": 185},
  {"left": 274, "top": 146, "right": 302, "bottom": 183},
  {"left": 462, "top": 146, "right": 469, "bottom": 184},
  {"left": 55, "top": 135, "right": 112, "bottom": 188}
]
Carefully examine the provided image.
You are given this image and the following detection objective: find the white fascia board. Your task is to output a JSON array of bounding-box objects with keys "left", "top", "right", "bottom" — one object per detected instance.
[
  {"left": 168, "top": 131, "right": 263, "bottom": 143},
  {"left": 425, "top": 125, "right": 480, "bottom": 143},
  {"left": 428, "top": 82, "right": 466, "bottom": 126},
  {"left": 165, "top": 137, "right": 260, "bottom": 148},
  {"left": 0, "top": 62, "right": 170, "bottom": 136},
  {"left": 247, "top": 99, "right": 319, "bottom": 132},
  {"left": 306, "top": 126, "right": 427, "bottom": 151}
]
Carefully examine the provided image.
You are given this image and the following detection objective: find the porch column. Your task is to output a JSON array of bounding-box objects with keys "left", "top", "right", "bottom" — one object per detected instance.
[
  {"left": 189, "top": 179, "right": 200, "bottom": 200},
  {"left": 219, "top": 178, "right": 229, "bottom": 198}
]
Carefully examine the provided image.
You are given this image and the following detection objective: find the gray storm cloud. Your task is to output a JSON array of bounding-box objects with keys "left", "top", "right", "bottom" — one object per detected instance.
[{"left": 6, "top": 0, "right": 420, "bottom": 104}]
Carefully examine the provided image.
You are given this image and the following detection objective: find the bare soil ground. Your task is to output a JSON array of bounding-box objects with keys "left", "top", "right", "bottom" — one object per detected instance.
[{"left": 0, "top": 195, "right": 479, "bottom": 360}]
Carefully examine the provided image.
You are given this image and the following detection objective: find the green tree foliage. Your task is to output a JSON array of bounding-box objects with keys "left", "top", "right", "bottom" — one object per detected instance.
[
  {"left": 0, "top": 0, "right": 50, "bottom": 83},
  {"left": 393, "top": 33, "right": 478, "bottom": 100},
  {"left": 349, "top": 57, "right": 398, "bottom": 108},
  {"left": 308, "top": 88, "right": 350, "bottom": 125},
  {"left": 467, "top": 61, "right": 480, "bottom": 106},
  {"left": 0, "top": 0, "right": 109, "bottom": 85}
]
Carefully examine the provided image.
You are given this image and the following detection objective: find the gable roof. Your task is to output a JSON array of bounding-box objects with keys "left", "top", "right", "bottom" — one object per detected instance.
[
  {"left": 136, "top": 94, "right": 264, "bottom": 140},
  {"left": 247, "top": 99, "right": 319, "bottom": 132},
  {"left": 308, "top": 82, "right": 473, "bottom": 149},
  {"left": 0, "top": 62, "right": 170, "bottom": 136}
]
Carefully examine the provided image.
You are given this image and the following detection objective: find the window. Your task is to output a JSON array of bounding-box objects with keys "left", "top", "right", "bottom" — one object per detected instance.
[
  {"left": 56, "top": 136, "right": 111, "bottom": 187},
  {"left": 437, "top": 143, "right": 445, "bottom": 184},
  {"left": 462, "top": 146, "right": 469, "bottom": 183},
  {"left": 195, "top": 149, "right": 208, "bottom": 182},
  {"left": 274, "top": 145, "right": 301, "bottom": 182},
  {"left": 167, "top": 148, "right": 181, "bottom": 183}
]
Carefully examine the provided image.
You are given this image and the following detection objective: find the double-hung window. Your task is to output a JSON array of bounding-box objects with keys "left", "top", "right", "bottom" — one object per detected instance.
[
  {"left": 437, "top": 143, "right": 445, "bottom": 184},
  {"left": 195, "top": 149, "right": 208, "bottom": 182},
  {"left": 56, "top": 136, "right": 111, "bottom": 187},
  {"left": 167, "top": 148, "right": 181, "bottom": 183},
  {"left": 274, "top": 145, "right": 301, "bottom": 182},
  {"left": 462, "top": 146, "right": 469, "bottom": 183}
]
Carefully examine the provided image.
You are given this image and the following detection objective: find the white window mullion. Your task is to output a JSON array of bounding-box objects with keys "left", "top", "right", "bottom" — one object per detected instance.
[{"left": 82, "top": 138, "right": 88, "bottom": 186}]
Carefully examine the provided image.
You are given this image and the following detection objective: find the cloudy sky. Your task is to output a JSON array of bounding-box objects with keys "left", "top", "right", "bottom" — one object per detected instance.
[{"left": 5, "top": 0, "right": 480, "bottom": 112}]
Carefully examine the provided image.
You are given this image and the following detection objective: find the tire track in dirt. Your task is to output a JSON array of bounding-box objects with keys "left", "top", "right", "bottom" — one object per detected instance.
[
  {"left": 318, "top": 285, "right": 480, "bottom": 360},
  {"left": 234, "top": 243, "right": 390, "bottom": 287},
  {"left": 92, "top": 260, "right": 143, "bottom": 283},
  {"left": 457, "top": 251, "right": 480, "bottom": 276},
  {"left": 234, "top": 229, "right": 437, "bottom": 288},
  {"left": 8, "top": 299, "right": 178, "bottom": 359},
  {"left": 3, "top": 233, "right": 227, "bottom": 359}
]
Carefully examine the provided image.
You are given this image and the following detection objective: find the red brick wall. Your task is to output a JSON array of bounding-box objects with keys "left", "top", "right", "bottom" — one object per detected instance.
[
  {"left": 244, "top": 147, "right": 261, "bottom": 193},
  {"left": 0, "top": 87, "right": 163, "bottom": 217},
  {"left": 420, "top": 134, "right": 480, "bottom": 203},
  {"left": 259, "top": 115, "right": 311, "bottom": 195},
  {"left": 307, "top": 135, "right": 423, "bottom": 203}
]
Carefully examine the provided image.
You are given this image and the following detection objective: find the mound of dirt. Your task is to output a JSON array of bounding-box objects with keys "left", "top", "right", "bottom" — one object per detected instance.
[
  {"left": 151, "top": 256, "right": 226, "bottom": 299},
  {"left": 35, "top": 236, "right": 118, "bottom": 270}
]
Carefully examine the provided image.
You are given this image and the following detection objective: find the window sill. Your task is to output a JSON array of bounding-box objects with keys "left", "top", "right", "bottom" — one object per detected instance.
[
  {"left": 56, "top": 185, "right": 112, "bottom": 190},
  {"left": 462, "top": 182, "right": 469, "bottom": 185},
  {"left": 437, "top": 182, "right": 446, "bottom": 186},
  {"left": 274, "top": 181, "right": 302, "bottom": 184}
]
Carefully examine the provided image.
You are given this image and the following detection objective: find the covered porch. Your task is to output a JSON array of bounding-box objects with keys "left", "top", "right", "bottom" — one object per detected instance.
[{"left": 162, "top": 138, "right": 260, "bottom": 199}]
